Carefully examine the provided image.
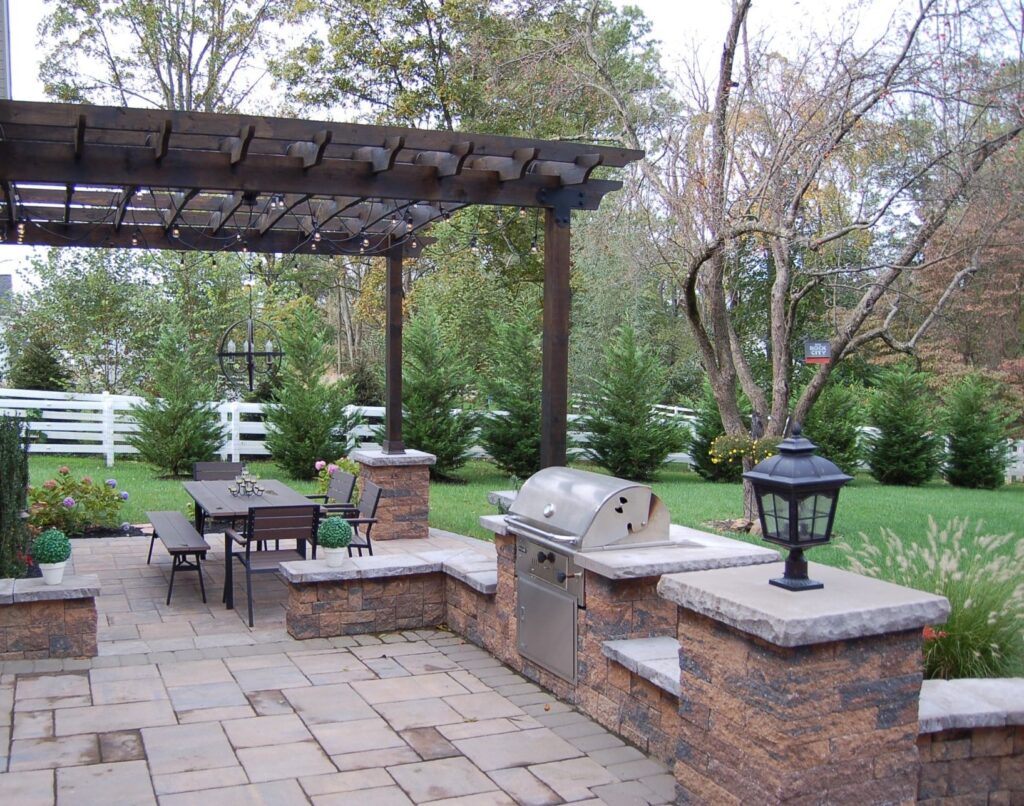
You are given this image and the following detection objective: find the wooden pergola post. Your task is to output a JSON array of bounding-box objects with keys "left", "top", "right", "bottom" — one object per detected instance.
[
  {"left": 541, "top": 207, "right": 570, "bottom": 468},
  {"left": 383, "top": 235, "right": 405, "bottom": 454}
]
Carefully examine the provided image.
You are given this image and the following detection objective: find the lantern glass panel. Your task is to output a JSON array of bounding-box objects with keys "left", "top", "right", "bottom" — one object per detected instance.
[
  {"left": 762, "top": 492, "right": 790, "bottom": 540},
  {"left": 796, "top": 492, "right": 835, "bottom": 542}
]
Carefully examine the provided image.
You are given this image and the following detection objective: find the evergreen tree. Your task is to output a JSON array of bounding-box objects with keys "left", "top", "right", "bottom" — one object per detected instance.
[
  {"left": 402, "top": 311, "right": 477, "bottom": 481},
  {"left": 581, "top": 325, "right": 686, "bottom": 482},
  {"left": 479, "top": 299, "right": 543, "bottom": 479},
  {"left": 802, "top": 382, "right": 865, "bottom": 476},
  {"left": 265, "top": 303, "right": 359, "bottom": 479},
  {"left": 127, "top": 315, "right": 225, "bottom": 477},
  {"left": 6, "top": 332, "right": 70, "bottom": 391},
  {"left": 866, "top": 363, "right": 942, "bottom": 486},
  {"left": 689, "top": 383, "right": 741, "bottom": 482},
  {"left": 0, "top": 415, "right": 31, "bottom": 578},
  {"left": 941, "top": 374, "right": 1011, "bottom": 489}
]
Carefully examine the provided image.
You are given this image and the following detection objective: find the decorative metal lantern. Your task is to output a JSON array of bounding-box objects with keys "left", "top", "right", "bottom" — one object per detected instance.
[
  {"left": 742, "top": 425, "right": 852, "bottom": 591},
  {"left": 216, "top": 273, "right": 284, "bottom": 393}
]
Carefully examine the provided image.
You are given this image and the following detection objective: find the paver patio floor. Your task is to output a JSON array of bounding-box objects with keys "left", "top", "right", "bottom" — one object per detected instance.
[{"left": 0, "top": 533, "right": 674, "bottom": 805}]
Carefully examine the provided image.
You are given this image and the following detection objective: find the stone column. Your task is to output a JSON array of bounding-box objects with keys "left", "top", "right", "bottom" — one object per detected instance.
[
  {"left": 349, "top": 447, "right": 435, "bottom": 541},
  {"left": 658, "top": 562, "right": 949, "bottom": 805}
]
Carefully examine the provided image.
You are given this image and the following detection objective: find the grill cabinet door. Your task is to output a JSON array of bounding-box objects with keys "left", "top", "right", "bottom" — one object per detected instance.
[{"left": 517, "top": 575, "right": 577, "bottom": 683}]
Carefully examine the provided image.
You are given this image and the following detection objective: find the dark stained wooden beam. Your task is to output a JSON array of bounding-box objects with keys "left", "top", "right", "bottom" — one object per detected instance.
[
  {"left": 532, "top": 154, "right": 603, "bottom": 185},
  {"left": 2, "top": 181, "right": 14, "bottom": 227},
  {"left": 73, "top": 114, "right": 86, "bottom": 159},
  {"left": 413, "top": 142, "right": 474, "bottom": 178},
  {"left": 159, "top": 189, "right": 199, "bottom": 233},
  {"left": 257, "top": 193, "right": 309, "bottom": 234},
  {"left": 113, "top": 185, "right": 137, "bottom": 231},
  {"left": 63, "top": 184, "right": 74, "bottom": 225},
  {"left": 0, "top": 141, "right": 621, "bottom": 210},
  {"left": 383, "top": 236, "right": 405, "bottom": 454},
  {"left": 152, "top": 119, "right": 172, "bottom": 161},
  {"left": 220, "top": 123, "right": 255, "bottom": 165},
  {"left": 0, "top": 100, "right": 644, "bottom": 167},
  {"left": 540, "top": 207, "right": 570, "bottom": 469},
  {"left": 287, "top": 129, "right": 332, "bottom": 169},
  {"left": 470, "top": 147, "right": 538, "bottom": 181},
  {"left": 354, "top": 136, "right": 404, "bottom": 173},
  {"left": 208, "top": 192, "right": 244, "bottom": 234}
]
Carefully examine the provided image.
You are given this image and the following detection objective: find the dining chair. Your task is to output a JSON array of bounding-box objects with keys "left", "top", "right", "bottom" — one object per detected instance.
[
  {"left": 344, "top": 481, "right": 382, "bottom": 557},
  {"left": 307, "top": 471, "right": 358, "bottom": 518},
  {"left": 193, "top": 461, "right": 246, "bottom": 481},
  {"left": 223, "top": 504, "right": 319, "bottom": 627}
]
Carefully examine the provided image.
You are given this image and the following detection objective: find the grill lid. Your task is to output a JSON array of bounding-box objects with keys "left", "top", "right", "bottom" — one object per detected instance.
[{"left": 506, "top": 467, "right": 671, "bottom": 551}]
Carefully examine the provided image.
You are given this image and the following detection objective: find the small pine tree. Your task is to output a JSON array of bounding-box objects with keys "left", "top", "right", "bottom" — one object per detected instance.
[
  {"left": 689, "top": 383, "right": 741, "bottom": 482},
  {"left": 0, "top": 415, "right": 31, "bottom": 578},
  {"left": 402, "top": 311, "right": 478, "bottom": 481},
  {"left": 479, "top": 299, "right": 543, "bottom": 479},
  {"left": 941, "top": 374, "right": 1010, "bottom": 489},
  {"left": 866, "top": 363, "right": 942, "bottom": 486},
  {"left": 7, "top": 332, "right": 70, "bottom": 391},
  {"left": 581, "top": 325, "right": 686, "bottom": 482},
  {"left": 127, "top": 315, "right": 225, "bottom": 477},
  {"left": 802, "top": 382, "right": 865, "bottom": 476},
  {"left": 265, "top": 303, "right": 359, "bottom": 480}
]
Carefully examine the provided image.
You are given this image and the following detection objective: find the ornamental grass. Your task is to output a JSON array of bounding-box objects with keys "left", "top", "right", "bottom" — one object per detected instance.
[{"left": 840, "top": 517, "right": 1023, "bottom": 679}]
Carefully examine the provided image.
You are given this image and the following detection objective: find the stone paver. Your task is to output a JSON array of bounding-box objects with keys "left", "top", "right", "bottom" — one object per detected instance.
[{"left": 0, "top": 536, "right": 671, "bottom": 805}]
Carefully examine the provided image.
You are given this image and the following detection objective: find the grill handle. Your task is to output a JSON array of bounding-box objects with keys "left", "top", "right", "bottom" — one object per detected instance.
[{"left": 504, "top": 517, "right": 577, "bottom": 546}]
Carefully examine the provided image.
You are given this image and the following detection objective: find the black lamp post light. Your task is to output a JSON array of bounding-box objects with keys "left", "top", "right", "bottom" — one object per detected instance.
[{"left": 742, "top": 425, "right": 852, "bottom": 591}]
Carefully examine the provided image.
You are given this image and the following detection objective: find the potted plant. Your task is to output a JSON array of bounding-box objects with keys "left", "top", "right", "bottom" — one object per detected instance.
[
  {"left": 317, "top": 516, "right": 352, "bottom": 568},
  {"left": 32, "top": 528, "right": 72, "bottom": 585}
]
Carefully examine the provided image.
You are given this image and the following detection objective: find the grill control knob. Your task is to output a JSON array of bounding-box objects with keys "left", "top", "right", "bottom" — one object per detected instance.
[
  {"left": 556, "top": 572, "right": 567, "bottom": 583},
  {"left": 536, "top": 551, "right": 555, "bottom": 564}
]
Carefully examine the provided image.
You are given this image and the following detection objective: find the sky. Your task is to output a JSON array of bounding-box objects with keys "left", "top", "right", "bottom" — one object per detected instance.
[{"left": 1, "top": 0, "right": 897, "bottom": 291}]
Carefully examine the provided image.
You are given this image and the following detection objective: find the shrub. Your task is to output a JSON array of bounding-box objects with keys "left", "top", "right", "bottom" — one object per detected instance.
[
  {"left": 802, "top": 382, "right": 865, "bottom": 475},
  {"left": 478, "top": 298, "right": 543, "bottom": 478},
  {"left": 401, "top": 311, "right": 478, "bottom": 481},
  {"left": 580, "top": 325, "right": 687, "bottom": 482},
  {"left": 0, "top": 415, "right": 31, "bottom": 578},
  {"left": 31, "top": 528, "right": 71, "bottom": 564},
  {"left": 840, "top": 517, "right": 1023, "bottom": 679},
  {"left": 317, "top": 516, "right": 353, "bottom": 549},
  {"left": 265, "top": 303, "right": 360, "bottom": 479},
  {"left": 689, "top": 385, "right": 740, "bottom": 482},
  {"left": 941, "top": 374, "right": 1011, "bottom": 489},
  {"left": 128, "top": 314, "right": 225, "bottom": 476},
  {"left": 27, "top": 467, "right": 128, "bottom": 534},
  {"left": 866, "top": 363, "right": 941, "bottom": 485}
]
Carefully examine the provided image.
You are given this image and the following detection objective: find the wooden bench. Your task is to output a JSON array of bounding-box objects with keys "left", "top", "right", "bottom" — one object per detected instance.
[{"left": 146, "top": 511, "right": 211, "bottom": 605}]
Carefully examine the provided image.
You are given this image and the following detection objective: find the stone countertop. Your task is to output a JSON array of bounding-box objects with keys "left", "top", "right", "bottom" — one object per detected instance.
[
  {"left": 479, "top": 515, "right": 779, "bottom": 579},
  {"left": 349, "top": 447, "right": 437, "bottom": 467},
  {"left": 918, "top": 678, "right": 1024, "bottom": 733},
  {"left": 2, "top": 574, "right": 102, "bottom": 603},
  {"left": 658, "top": 562, "right": 950, "bottom": 647}
]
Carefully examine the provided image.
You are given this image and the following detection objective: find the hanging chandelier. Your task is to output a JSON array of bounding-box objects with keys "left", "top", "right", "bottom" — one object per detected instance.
[{"left": 216, "top": 271, "right": 284, "bottom": 393}]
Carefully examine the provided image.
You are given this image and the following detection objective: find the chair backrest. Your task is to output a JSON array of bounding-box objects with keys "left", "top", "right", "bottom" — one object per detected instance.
[
  {"left": 358, "top": 481, "right": 383, "bottom": 520},
  {"left": 194, "top": 461, "right": 245, "bottom": 481},
  {"left": 244, "top": 505, "right": 320, "bottom": 547},
  {"left": 326, "top": 471, "right": 356, "bottom": 505}
]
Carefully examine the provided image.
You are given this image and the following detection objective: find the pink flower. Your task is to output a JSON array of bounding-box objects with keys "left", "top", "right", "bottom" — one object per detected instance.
[
  {"left": 58, "top": 466, "right": 70, "bottom": 475},
  {"left": 43, "top": 479, "right": 57, "bottom": 490},
  {"left": 327, "top": 464, "right": 339, "bottom": 476},
  {"left": 314, "top": 460, "right": 327, "bottom": 471},
  {"left": 82, "top": 476, "right": 93, "bottom": 485}
]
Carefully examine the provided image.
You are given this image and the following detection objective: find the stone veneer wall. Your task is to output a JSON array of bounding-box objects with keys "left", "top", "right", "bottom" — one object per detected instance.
[
  {"left": 355, "top": 463, "right": 431, "bottom": 541},
  {"left": 0, "top": 598, "right": 98, "bottom": 660},
  {"left": 286, "top": 573, "right": 445, "bottom": 637},
  {"left": 917, "top": 728, "right": 1023, "bottom": 802}
]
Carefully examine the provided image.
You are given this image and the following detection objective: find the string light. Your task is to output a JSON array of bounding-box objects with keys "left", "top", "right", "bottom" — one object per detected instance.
[
  {"left": 313, "top": 229, "right": 322, "bottom": 242},
  {"left": 131, "top": 228, "right": 140, "bottom": 246},
  {"left": 171, "top": 225, "right": 180, "bottom": 239},
  {"left": 518, "top": 206, "right": 526, "bottom": 218},
  {"left": 470, "top": 236, "right": 479, "bottom": 253}
]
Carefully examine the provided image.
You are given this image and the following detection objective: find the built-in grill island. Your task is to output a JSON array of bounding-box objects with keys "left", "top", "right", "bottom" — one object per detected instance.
[{"left": 491, "top": 466, "right": 779, "bottom": 687}]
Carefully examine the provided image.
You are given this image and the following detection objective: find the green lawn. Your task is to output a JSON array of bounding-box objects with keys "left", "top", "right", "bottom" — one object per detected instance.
[{"left": 28, "top": 456, "right": 1022, "bottom": 572}]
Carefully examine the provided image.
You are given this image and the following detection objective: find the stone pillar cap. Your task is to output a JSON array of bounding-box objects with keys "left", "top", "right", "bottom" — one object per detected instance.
[
  {"left": 349, "top": 447, "right": 437, "bottom": 467},
  {"left": 658, "top": 562, "right": 949, "bottom": 647}
]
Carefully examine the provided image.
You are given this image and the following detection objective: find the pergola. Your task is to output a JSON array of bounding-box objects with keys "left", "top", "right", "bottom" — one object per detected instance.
[{"left": 0, "top": 100, "right": 643, "bottom": 466}]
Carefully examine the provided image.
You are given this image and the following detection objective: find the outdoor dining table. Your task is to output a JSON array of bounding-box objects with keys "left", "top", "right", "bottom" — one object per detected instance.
[{"left": 182, "top": 479, "right": 316, "bottom": 607}]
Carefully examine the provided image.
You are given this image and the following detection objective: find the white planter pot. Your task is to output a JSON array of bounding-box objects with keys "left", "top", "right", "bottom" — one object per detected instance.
[
  {"left": 39, "top": 561, "right": 67, "bottom": 586},
  {"left": 322, "top": 547, "right": 347, "bottom": 568}
]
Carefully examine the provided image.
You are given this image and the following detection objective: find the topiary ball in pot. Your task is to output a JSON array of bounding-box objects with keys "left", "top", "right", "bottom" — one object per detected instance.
[
  {"left": 32, "top": 528, "right": 72, "bottom": 585},
  {"left": 317, "top": 517, "right": 352, "bottom": 567}
]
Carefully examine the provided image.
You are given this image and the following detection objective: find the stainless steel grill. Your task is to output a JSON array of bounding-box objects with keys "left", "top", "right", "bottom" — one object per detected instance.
[{"left": 505, "top": 467, "right": 672, "bottom": 682}]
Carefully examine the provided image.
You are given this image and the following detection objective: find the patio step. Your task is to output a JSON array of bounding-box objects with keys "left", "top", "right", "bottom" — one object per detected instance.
[{"left": 602, "top": 636, "right": 681, "bottom": 698}]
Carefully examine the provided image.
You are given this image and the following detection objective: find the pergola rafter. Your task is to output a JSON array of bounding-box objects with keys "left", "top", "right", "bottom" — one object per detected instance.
[{"left": 0, "top": 99, "right": 643, "bottom": 465}]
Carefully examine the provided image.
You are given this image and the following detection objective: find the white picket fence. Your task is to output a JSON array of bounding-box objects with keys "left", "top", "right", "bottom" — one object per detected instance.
[{"left": 1, "top": 387, "right": 1019, "bottom": 481}]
